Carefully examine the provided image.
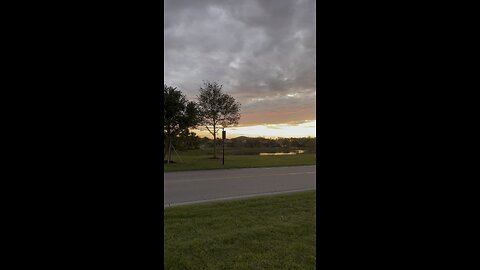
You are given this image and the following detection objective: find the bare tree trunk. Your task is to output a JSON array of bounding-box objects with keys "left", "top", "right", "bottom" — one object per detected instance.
[
  {"left": 213, "top": 124, "right": 217, "bottom": 158},
  {"left": 164, "top": 138, "right": 168, "bottom": 161},
  {"left": 168, "top": 137, "right": 172, "bottom": 164},
  {"left": 165, "top": 129, "right": 171, "bottom": 163}
]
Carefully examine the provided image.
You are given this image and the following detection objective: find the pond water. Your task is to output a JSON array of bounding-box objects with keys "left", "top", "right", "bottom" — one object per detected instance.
[{"left": 259, "top": 150, "right": 305, "bottom": 156}]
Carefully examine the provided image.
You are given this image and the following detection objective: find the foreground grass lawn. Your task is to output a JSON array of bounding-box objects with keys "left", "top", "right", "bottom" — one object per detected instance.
[
  {"left": 164, "top": 149, "right": 316, "bottom": 172},
  {"left": 164, "top": 191, "right": 316, "bottom": 270}
]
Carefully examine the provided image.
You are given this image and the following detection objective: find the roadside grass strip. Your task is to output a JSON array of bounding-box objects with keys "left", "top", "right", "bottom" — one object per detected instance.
[
  {"left": 164, "top": 190, "right": 316, "bottom": 270},
  {"left": 164, "top": 149, "right": 316, "bottom": 172}
]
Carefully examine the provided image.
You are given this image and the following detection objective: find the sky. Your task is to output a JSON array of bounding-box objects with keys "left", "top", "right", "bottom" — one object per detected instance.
[{"left": 164, "top": 0, "right": 316, "bottom": 138}]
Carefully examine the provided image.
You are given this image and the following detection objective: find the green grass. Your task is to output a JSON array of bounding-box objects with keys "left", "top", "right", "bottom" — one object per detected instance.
[
  {"left": 164, "top": 191, "right": 316, "bottom": 270},
  {"left": 164, "top": 149, "right": 316, "bottom": 172}
]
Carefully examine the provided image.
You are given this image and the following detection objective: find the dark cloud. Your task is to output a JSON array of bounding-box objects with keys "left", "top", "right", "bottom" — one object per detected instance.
[{"left": 164, "top": 0, "right": 316, "bottom": 126}]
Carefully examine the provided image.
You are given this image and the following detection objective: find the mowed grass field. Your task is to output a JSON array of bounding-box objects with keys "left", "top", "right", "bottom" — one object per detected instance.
[
  {"left": 164, "top": 149, "right": 316, "bottom": 172},
  {"left": 164, "top": 191, "right": 316, "bottom": 270}
]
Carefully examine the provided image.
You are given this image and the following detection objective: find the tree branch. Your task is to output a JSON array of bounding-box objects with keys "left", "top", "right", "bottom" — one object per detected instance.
[{"left": 205, "top": 126, "right": 214, "bottom": 136}]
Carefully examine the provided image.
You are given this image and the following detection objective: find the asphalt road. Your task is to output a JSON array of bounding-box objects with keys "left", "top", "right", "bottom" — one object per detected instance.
[{"left": 164, "top": 165, "right": 316, "bottom": 207}]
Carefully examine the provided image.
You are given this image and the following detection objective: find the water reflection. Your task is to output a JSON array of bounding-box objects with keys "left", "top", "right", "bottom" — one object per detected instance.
[{"left": 259, "top": 150, "right": 305, "bottom": 156}]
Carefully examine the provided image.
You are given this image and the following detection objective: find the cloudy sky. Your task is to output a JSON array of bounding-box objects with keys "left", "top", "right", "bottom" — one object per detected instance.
[{"left": 164, "top": 0, "right": 316, "bottom": 138}]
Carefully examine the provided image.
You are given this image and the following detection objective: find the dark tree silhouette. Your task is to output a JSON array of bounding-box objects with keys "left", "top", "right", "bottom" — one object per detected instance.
[
  {"left": 197, "top": 81, "right": 240, "bottom": 158},
  {"left": 164, "top": 84, "right": 199, "bottom": 163}
]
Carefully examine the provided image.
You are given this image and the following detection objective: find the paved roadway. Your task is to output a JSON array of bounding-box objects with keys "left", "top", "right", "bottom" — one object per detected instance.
[{"left": 164, "top": 165, "right": 316, "bottom": 207}]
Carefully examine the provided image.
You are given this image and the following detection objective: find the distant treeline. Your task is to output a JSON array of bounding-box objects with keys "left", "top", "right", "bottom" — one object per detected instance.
[{"left": 169, "top": 133, "right": 316, "bottom": 152}]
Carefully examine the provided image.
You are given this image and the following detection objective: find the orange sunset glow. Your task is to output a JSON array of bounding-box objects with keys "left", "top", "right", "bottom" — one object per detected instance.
[{"left": 193, "top": 120, "right": 316, "bottom": 139}]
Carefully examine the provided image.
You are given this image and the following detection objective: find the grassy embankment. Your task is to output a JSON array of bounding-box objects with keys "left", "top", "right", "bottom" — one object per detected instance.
[
  {"left": 164, "top": 148, "right": 316, "bottom": 172},
  {"left": 164, "top": 190, "right": 316, "bottom": 270}
]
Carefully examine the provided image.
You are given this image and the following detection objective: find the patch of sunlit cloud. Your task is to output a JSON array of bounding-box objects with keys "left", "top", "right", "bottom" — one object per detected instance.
[{"left": 193, "top": 120, "right": 316, "bottom": 139}]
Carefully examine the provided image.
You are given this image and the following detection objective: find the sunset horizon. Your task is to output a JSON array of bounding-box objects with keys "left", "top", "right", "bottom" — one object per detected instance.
[
  {"left": 192, "top": 119, "right": 316, "bottom": 139},
  {"left": 165, "top": 0, "right": 316, "bottom": 138}
]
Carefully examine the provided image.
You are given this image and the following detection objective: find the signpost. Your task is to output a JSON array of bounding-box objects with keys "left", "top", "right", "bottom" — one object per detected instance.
[{"left": 222, "top": 129, "right": 226, "bottom": 165}]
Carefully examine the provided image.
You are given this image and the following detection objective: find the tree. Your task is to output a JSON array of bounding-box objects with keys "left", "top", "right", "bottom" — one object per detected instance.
[
  {"left": 197, "top": 81, "right": 240, "bottom": 158},
  {"left": 164, "top": 84, "right": 199, "bottom": 163},
  {"left": 176, "top": 131, "right": 201, "bottom": 150}
]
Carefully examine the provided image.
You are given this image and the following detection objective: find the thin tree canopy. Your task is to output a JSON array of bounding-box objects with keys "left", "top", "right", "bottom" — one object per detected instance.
[{"left": 197, "top": 81, "right": 240, "bottom": 158}]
